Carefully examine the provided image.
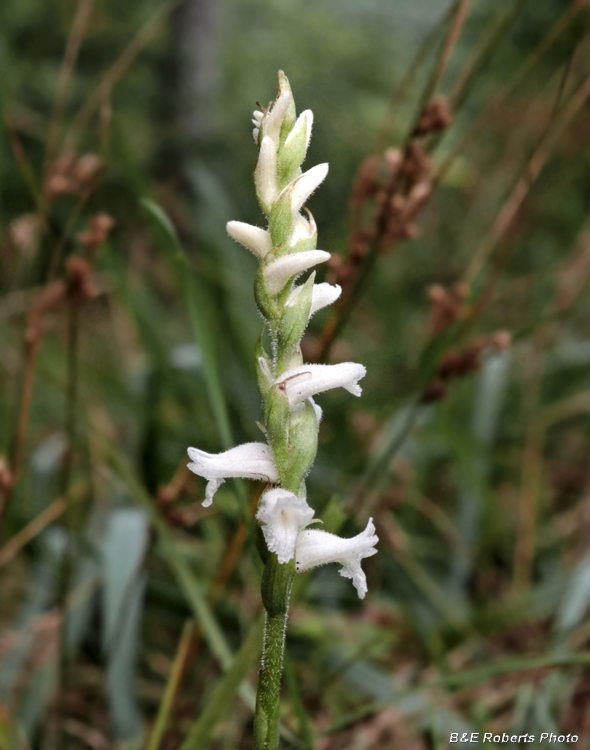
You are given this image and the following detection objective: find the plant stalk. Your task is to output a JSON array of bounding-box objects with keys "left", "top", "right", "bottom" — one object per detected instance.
[{"left": 253, "top": 554, "right": 295, "bottom": 750}]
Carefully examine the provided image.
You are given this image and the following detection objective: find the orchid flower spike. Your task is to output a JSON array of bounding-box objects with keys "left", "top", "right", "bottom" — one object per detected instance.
[
  {"left": 256, "top": 489, "right": 315, "bottom": 564},
  {"left": 295, "top": 518, "right": 378, "bottom": 599},
  {"left": 189, "top": 70, "right": 378, "bottom": 746},
  {"left": 187, "top": 442, "right": 278, "bottom": 507},
  {"left": 274, "top": 362, "right": 367, "bottom": 407}
]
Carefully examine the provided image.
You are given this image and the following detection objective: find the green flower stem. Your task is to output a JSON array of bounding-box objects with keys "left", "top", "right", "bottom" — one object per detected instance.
[{"left": 253, "top": 555, "right": 295, "bottom": 750}]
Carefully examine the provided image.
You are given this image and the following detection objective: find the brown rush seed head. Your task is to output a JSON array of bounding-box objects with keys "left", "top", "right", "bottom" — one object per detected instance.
[{"left": 414, "top": 96, "right": 453, "bottom": 137}]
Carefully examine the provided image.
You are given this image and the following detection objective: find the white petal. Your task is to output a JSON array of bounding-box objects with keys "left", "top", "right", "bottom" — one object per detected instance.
[
  {"left": 257, "top": 489, "right": 315, "bottom": 564},
  {"left": 295, "top": 518, "right": 378, "bottom": 598},
  {"left": 187, "top": 442, "right": 278, "bottom": 507},
  {"left": 262, "top": 90, "right": 291, "bottom": 144},
  {"left": 252, "top": 127, "right": 259, "bottom": 144},
  {"left": 226, "top": 221, "right": 272, "bottom": 259},
  {"left": 288, "top": 212, "right": 316, "bottom": 249},
  {"left": 309, "top": 283, "right": 341, "bottom": 317},
  {"left": 310, "top": 397, "right": 322, "bottom": 424},
  {"left": 274, "top": 362, "right": 366, "bottom": 407},
  {"left": 289, "top": 163, "right": 329, "bottom": 214},
  {"left": 204, "top": 478, "right": 224, "bottom": 507},
  {"left": 254, "top": 136, "right": 278, "bottom": 210},
  {"left": 253, "top": 110, "right": 264, "bottom": 125},
  {"left": 258, "top": 356, "right": 273, "bottom": 385},
  {"left": 285, "top": 282, "right": 340, "bottom": 318},
  {"left": 263, "top": 250, "right": 330, "bottom": 296}
]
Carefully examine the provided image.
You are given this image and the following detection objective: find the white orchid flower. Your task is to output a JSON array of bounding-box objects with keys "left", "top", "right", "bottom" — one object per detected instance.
[
  {"left": 256, "top": 489, "right": 315, "bottom": 564},
  {"left": 226, "top": 221, "right": 272, "bottom": 259},
  {"left": 263, "top": 250, "right": 330, "bottom": 296},
  {"left": 286, "top": 281, "right": 341, "bottom": 318},
  {"left": 288, "top": 211, "right": 316, "bottom": 249},
  {"left": 288, "top": 163, "right": 329, "bottom": 215},
  {"left": 295, "top": 518, "right": 378, "bottom": 598},
  {"left": 187, "top": 442, "right": 278, "bottom": 507},
  {"left": 274, "top": 362, "right": 366, "bottom": 407}
]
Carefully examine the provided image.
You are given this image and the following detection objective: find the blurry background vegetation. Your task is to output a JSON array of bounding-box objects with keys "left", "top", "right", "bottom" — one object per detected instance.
[{"left": 2, "top": 0, "right": 590, "bottom": 748}]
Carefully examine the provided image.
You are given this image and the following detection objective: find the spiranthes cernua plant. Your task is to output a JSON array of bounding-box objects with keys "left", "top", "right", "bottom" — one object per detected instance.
[{"left": 187, "top": 70, "right": 378, "bottom": 749}]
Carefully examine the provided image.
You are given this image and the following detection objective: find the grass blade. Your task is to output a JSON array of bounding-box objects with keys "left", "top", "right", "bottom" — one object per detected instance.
[{"left": 179, "top": 616, "right": 264, "bottom": 750}]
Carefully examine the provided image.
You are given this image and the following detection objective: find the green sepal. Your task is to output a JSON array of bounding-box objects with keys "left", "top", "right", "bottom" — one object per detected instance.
[
  {"left": 265, "top": 388, "right": 290, "bottom": 468},
  {"left": 254, "top": 265, "right": 278, "bottom": 325},
  {"left": 278, "top": 164, "right": 302, "bottom": 193},
  {"left": 278, "top": 122, "right": 307, "bottom": 189},
  {"left": 266, "top": 391, "right": 318, "bottom": 493},
  {"left": 261, "top": 552, "right": 295, "bottom": 617},
  {"left": 280, "top": 400, "right": 319, "bottom": 491},
  {"left": 288, "top": 226, "right": 318, "bottom": 254},
  {"left": 277, "top": 71, "right": 297, "bottom": 145},
  {"left": 255, "top": 185, "right": 273, "bottom": 218},
  {"left": 255, "top": 331, "right": 274, "bottom": 397},
  {"left": 277, "top": 272, "right": 314, "bottom": 367},
  {"left": 268, "top": 190, "right": 293, "bottom": 249}
]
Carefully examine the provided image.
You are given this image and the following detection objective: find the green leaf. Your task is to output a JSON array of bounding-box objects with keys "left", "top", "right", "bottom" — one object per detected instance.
[
  {"left": 107, "top": 444, "right": 234, "bottom": 670},
  {"left": 555, "top": 554, "right": 590, "bottom": 634},
  {"left": 102, "top": 509, "right": 149, "bottom": 740},
  {"left": 102, "top": 509, "right": 149, "bottom": 650},
  {"left": 284, "top": 653, "right": 314, "bottom": 750},
  {"left": 179, "top": 617, "right": 264, "bottom": 750},
  {"left": 141, "top": 197, "right": 233, "bottom": 451}
]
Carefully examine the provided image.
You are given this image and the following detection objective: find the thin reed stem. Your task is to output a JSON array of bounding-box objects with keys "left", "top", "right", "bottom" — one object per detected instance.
[
  {"left": 65, "top": 0, "right": 180, "bottom": 151},
  {"left": 316, "top": 0, "right": 472, "bottom": 363},
  {"left": 434, "top": 0, "right": 587, "bottom": 187},
  {"left": 462, "top": 68, "right": 590, "bottom": 287},
  {"left": 44, "top": 0, "right": 95, "bottom": 174}
]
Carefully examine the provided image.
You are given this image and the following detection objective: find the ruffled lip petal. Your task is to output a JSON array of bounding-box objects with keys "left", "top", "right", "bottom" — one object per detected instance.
[
  {"left": 295, "top": 518, "right": 378, "bottom": 598},
  {"left": 257, "top": 489, "right": 315, "bottom": 564},
  {"left": 309, "top": 282, "right": 341, "bottom": 317}
]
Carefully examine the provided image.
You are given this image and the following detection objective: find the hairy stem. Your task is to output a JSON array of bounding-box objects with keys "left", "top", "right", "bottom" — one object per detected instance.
[{"left": 253, "top": 555, "right": 294, "bottom": 750}]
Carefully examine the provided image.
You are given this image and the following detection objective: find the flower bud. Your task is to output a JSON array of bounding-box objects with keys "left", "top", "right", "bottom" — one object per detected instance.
[{"left": 254, "top": 136, "right": 279, "bottom": 214}]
